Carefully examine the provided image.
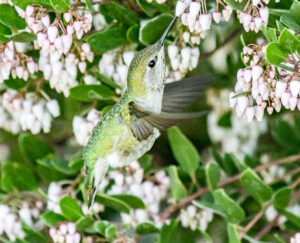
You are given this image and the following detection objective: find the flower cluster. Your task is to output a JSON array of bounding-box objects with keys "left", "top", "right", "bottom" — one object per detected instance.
[
  {"left": 175, "top": 0, "right": 232, "bottom": 38},
  {"left": 0, "top": 89, "right": 60, "bottom": 134},
  {"left": 230, "top": 41, "right": 300, "bottom": 122},
  {"left": 102, "top": 161, "right": 170, "bottom": 226},
  {"left": 20, "top": 5, "right": 94, "bottom": 96},
  {"left": 99, "top": 49, "right": 134, "bottom": 90},
  {"left": 180, "top": 205, "right": 213, "bottom": 231},
  {"left": 291, "top": 233, "right": 300, "bottom": 243},
  {"left": 238, "top": 0, "right": 270, "bottom": 32},
  {"left": 0, "top": 201, "right": 44, "bottom": 242},
  {"left": 207, "top": 89, "right": 267, "bottom": 157},
  {"left": 49, "top": 223, "right": 81, "bottom": 243},
  {"left": 73, "top": 109, "right": 101, "bottom": 146},
  {"left": 167, "top": 45, "right": 200, "bottom": 82},
  {"left": 0, "top": 41, "right": 38, "bottom": 83}
]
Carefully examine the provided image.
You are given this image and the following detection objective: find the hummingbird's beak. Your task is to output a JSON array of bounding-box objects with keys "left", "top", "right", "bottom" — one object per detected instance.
[{"left": 159, "top": 16, "right": 177, "bottom": 48}]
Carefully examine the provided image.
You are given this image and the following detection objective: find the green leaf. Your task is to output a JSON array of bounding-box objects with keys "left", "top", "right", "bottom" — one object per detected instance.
[
  {"left": 278, "top": 28, "right": 300, "bottom": 54},
  {"left": 193, "top": 197, "right": 226, "bottom": 218},
  {"left": 279, "top": 208, "right": 300, "bottom": 227},
  {"left": 41, "top": 211, "right": 66, "bottom": 227},
  {"left": 223, "top": 153, "right": 239, "bottom": 176},
  {"left": 168, "top": 166, "right": 187, "bottom": 200},
  {"left": 273, "top": 119, "right": 300, "bottom": 149},
  {"left": 136, "top": 0, "right": 171, "bottom": 17},
  {"left": 68, "top": 157, "right": 84, "bottom": 170},
  {"left": 265, "top": 42, "right": 287, "bottom": 65},
  {"left": 138, "top": 154, "right": 153, "bottom": 173},
  {"left": 18, "top": 134, "right": 54, "bottom": 164},
  {"left": 240, "top": 168, "right": 273, "bottom": 204},
  {"left": 99, "top": 2, "right": 139, "bottom": 25},
  {"left": 0, "top": 4, "right": 26, "bottom": 30},
  {"left": 85, "top": 0, "right": 93, "bottom": 11},
  {"left": 136, "top": 222, "right": 160, "bottom": 234},
  {"left": 139, "top": 14, "right": 173, "bottom": 45},
  {"left": 21, "top": 221, "right": 49, "bottom": 243},
  {"left": 224, "top": 0, "right": 247, "bottom": 11},
  {"left": 159, "top": 219, "right": 178, "bottom": 243},
  {"left": 232, "top": 90, "right": 251, "bottom": 98},
  {"left": 261, "top": 25, "right": 277, "bottom": 43},
  {"left": 69, "top": 84, "right": 114, "bottom": 102},
  {"left": 227, "top": 224, "right": 241, "bottom": 243},
  {"left": 4, "top": 77, "right": 27, "bottom": 90},
  {"left": 75, "top": 216, "right": 94, "bottom": 231},
  {"left": 50, "top": 0, "right": 70, "bottom": 12},
  {"left": 0, "top": 22, "right": 11, "bottom": 35},
  {"left": 280, "top": 0, "right": 300, "bottom": 31},
  {"left": 273, "top": 187, "right": 291, "bottom": 210},
  {"left": 205, "top": 163, "right": 221, "bottom": 191},
  {"left": 59, "top": 196, "right": 82, "bottom": 221},
  {"left": 10, "top": 0, "right": 52, "bottom": 9},
  {"left": 95, "top": 193, "right": 131, "bottom": 214},
  {"left": 213, "top": 189, "right": 245, "bottom": 224},
  {"left": 87, "top": 24, "right": 128, "bottom": 53},
  {"left": 111, "top": 194, "right": 145, "bottom": 209},
  {"left": 10, "top": 32, "right": 37, "bottom": 42},
  {"left": 38, "top": 154, "right": 78, "bottom": 175},
  {"left": 167, "top": 126, "right": 200, "bottom": 177},
  {"left": 1, "top": 162, "right": 37, "bottom": 192},
  {"left": 94, "top": 221, "right": 117, "bottom": 240},
  {"left": 126, "top": 25, "right": 139, "bottom": 43},
  {"left": 95, "top": 71, "right": 121, "bottom": 89}
]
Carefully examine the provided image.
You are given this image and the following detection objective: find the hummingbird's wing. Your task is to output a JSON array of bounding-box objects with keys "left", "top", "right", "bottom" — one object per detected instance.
[
  {"left": 162, "top": 74, "right": 212, "bottom": 112},
  {"left": 130, "top": 75, "right": 211, "bottom": 140}
]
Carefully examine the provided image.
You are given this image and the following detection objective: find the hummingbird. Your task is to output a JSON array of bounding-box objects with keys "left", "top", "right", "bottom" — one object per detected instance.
[{"left": 84, "top": 15, "right": 210, "bottom": 207}]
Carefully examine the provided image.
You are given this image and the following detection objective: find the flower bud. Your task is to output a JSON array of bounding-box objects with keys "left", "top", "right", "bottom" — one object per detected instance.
[
  {"left": 175, "top": 1, "right": 187, "bottom": 16},
  {"left": 213, "top": 11, "right": 221, "bottom": 23},
  {"left": 62, "top": 34, "right": 72, "bottom": 54},
  {"left": 289, "top": 96, "right": 297, "bottom": 110},
  {"left": 252, "top": 65, "right": 263, "bottom": 81},
  {"left": 246, "top": 107, "right": 255, "bottom": 122},
  {"left": 168, "top": 45, "right": 179, "bottom": 59},
  {"left": 255, "top": 105, "right": 264, "bottom": 121},
  {"left": 26, "top": 5, "right": 34, "bottom": 17},
  {"left": 189, "top": 2, "right": 200, "bottom": 17},
  {"left": 47, "top": 100, "right": 60, "bottom": 117},
  {"left": 259, "top": 7, "right": 269, "bottom": 24},
  {"left": 290, "top": 80, "right": 300, "bottom": 97},
  {"left": 64, "top": 12, "right": 72, "bottom": 23},
  {"left": 200, "top": 14, "right": 212, "bottom": 31},
  {"left": 275, "top": 81, "right": 287, "bottom": 98},
  {"left": 41, "top": 15, "right": 50, "bottom": 27},
  {"left": 47, "top": 26, "right": 58, "bottom": 43}
]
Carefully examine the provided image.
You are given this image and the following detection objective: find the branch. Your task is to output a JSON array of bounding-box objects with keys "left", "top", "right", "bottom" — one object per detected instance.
[
  {"left": 158, "top": 153, "right": 300, "bottom": 221},
  {"left": 199, "top": 27, "right": 242, "bottom": 61}
]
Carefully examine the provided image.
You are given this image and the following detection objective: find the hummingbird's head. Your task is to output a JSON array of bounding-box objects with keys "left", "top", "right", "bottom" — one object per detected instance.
[{"left": 127, "top": 16, "right": 177, "bottom": 99}]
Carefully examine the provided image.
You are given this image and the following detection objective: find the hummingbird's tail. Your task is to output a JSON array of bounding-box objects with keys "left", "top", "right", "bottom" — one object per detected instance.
[{"left": 87, "top": 158, "right": 109, "bottom": 210}]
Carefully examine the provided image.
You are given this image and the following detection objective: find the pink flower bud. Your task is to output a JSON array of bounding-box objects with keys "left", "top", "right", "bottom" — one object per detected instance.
[
  {"left": 289, "top": 96, "right": 297, "bottom": 110},
  {"left": 37, "top": 33, "right": 46, "bottom": 47},
  {"left": 259, "top": 7, "right": 269, "bottom": 24},
  {"left": 290, "top": 80, "right": 300, "bottom": 97},
  {"left": 200, "top": 14, "right": 212, "bottom": 31},
  {"left": 76, "top": 29, "right": 84, "bottom": 39},
  {"left": 16, "top": 66, "right": 24, "bottom": 78},
  {"left": 281, "top": 91, "right": 290, "bottom": 108},
  {"left": 244, "top": 69, "right": 252, "bottom": 82},
  {"left": 41, "top": 15, "right": 50, "bottom": 27},
  {"left": 26, "top": 5, "right": 34, "bottom": 17},
  {"left": 27, "top": 61, "right": 35, "bottom": 74},
  {"left": 82, "top": 43, "right": 90, "bottom": 53},
  {"left": 62, "top": 34, "right": 72, "bottom": 54},
  {"left": 267, "top": 106, "right": 273, "bottom": 115},
  {"left": 175, "top": 1, "right": 187, "bottom": 16},
  {"left": 67, "top": 25, "right": 74, "bottom": 35},
  {"left": 78, "top": 62, "right": 86, "bottom": 73},
  {"left": 255, "top": 105, "right": 264, "bottom": 121},
  {"left": 74, "top": 21, "right": 82, "bottom": 31},
  {"left": 213, "top": 11, "right": 221, "bottom": 23},
  {"left": 47, "top": 26, "right": 58, "bottom": 43},
  {"left": 32, "top": 22, "right": 40, "bottom": 33},
  {"left": 254, "top": 17, "right": 262, "bottom": 29},
  {"left": 64, "top": 12, "right": 72, "bottom": 23},
  {"left": 189, "top": 2, "right": 200, "bottom": 17},
  {"left": 54, "top": 37, "right": 63, "bottom": 51},
  {"left": 86, "top": 52, "right": 94, "bottom": 63},
  {"left": 275, "top": 81, "right": 287, "bottom": 98},
  {"left": 252, "top": 65, "right": 263, "bottom": 81},
  {"left": 222, "top": 6, "right": 232, "bottom": 22}
]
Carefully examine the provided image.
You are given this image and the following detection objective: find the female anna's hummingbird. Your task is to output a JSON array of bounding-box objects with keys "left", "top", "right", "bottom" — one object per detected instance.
[{"left": 84, "top": 16, "right": 210, "bottom": 207}]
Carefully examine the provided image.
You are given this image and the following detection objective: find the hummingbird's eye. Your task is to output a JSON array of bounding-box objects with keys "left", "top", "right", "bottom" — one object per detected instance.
[{"left": 148, "top": 59, "right": 156, "bottom": 68}]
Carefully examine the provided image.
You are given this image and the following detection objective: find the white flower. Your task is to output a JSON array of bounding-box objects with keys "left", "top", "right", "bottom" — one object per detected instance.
[
  {"left": 46, "top": 100, "right": 60, "bottom": 117},
  {"left": 213, "top": 11, "right": 221, "bottom": 23},
  {"left": 189, "top": 2, "right": 200, "bottom": 17},
  {"left": 199, "top": 14, "right": 212, "bottom": 31},
  {"left": 175, "top": 1, "right": 187, "bottom": 16}
]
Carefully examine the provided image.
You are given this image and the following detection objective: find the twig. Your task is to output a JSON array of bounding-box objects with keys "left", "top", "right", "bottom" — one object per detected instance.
[
  {"left": 158, "top": 153, "right": 300, "bottom": 221},
  {"left": 199, "top": 27, "right": 242, "bottom": 61}
]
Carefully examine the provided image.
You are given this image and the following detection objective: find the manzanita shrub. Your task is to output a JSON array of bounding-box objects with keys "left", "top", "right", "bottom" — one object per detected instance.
[{"left": 0, "top": 0, "right": 299, "bottom": 242}]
